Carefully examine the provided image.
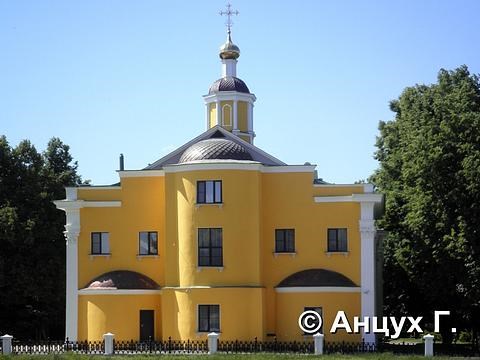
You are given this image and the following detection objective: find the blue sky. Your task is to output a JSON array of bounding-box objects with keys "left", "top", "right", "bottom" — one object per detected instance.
[{"left": 1, "top": 0, "right": 479, "bottom": 185}]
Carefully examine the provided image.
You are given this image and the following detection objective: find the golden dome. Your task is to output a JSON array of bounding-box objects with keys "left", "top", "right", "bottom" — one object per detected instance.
[{"left": 219, "top": 32, "right": 240, "bottom": 60}]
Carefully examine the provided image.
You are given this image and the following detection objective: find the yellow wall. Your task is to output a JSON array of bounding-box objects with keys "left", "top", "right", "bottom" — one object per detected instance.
[
  {"left": 78, "top": 176, "right": 165, "bottom": 288},
  {"left": 261, "top": 172, "right": 361, "bottom": 334},
  {"left": 161, "top": 288, "right": 264, "bottom": 340},
  {"left": 164, "top": 169, "right": 262, "bottom": 287},
  {"left": 78, "top": 294, "right": 162, "bottom": 341},
  {"left": 209, "top": 103, "right": 216, "bottom": 128},
  {"left": 238, "top": 101, "right": 248, "bottom": 132},
  {"left": 276, "top": 292, "right": 361, "bottom": 342},
  {"left": 74, "top": 168, "right": 366, "bottom": 342}
]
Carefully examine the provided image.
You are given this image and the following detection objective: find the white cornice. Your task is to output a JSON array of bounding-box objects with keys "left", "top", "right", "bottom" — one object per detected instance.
[
  {"left": 163, "top": 161, "right": 316, "bottom": 174},
  {"left": 118, "top": 170, "right": 165, "bottom": 178},
  {"left": 314, "top": 194, "right": 383, "bottom": 203},
  {"left": 77, "top": 186, "right": 122, "bottom": 190},
  {"left": 203, "top": 92, "right": 256, "bottom": 103},
  {"left": 78, "top": 289, "right": 162, "bottom": 295},
  {"left": 275, "top": 287, "right": 361, "bottom": 293},
  {"left": 54, "top": 200, "right": 122, "bottom": 210}
]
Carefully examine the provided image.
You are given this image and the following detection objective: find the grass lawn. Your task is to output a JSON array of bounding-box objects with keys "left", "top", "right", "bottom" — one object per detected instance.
[{"left": 0, "top": 354, "right": 468, "bottom": 360}]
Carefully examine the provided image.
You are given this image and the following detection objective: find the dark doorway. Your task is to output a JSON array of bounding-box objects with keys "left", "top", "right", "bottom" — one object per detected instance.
[{"left": 140, "top": 310, "right": 154, "bottom": 341}]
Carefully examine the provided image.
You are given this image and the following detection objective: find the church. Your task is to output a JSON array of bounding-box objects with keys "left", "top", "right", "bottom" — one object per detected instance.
[{"left": 54, "top": 7, "right": 384, "bottom": 344}]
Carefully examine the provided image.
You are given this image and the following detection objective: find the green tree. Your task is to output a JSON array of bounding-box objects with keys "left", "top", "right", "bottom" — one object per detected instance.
[
  {"left": 0, "top": 136, "right": 82, "bottom": 339},
  {"left": 372, "top": 66, "right": 480, "bottom": 345}
]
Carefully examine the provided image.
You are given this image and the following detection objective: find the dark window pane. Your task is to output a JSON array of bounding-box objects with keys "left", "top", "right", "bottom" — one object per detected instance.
[
  {"left": 197, "top": 181, "right": 206, "bottom": 203},
  {"left": 150, "top": 232, "right": 158, "bottom": 254},
  {"left": 211, "top": 229, "right": 222, "bottom": 247},
  {"left": 214, "top": 181, "right": 222, "bottom": 203},
  {"left": 338, "top": 229, "right": 347, "bottom": 251},
  {"left": 210, "top": 305, "right": 220, "bottom": 331},
  {"left": 199, "top": 229, "right": 209, "bottom": 247},
  {"left": 286, "top": 230, "right": 295, "bottom": 252},
  {"left": 199, "top": 256, "right": 210, "bottom": 266},
  {"left": 92, "top": 233, "right": 101, "bottom": 254}
]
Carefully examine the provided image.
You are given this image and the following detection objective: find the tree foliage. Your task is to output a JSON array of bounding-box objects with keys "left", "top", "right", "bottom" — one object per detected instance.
[
  {"left": 372, "top": 66, "right": 480, "bottom": 344},
  {"left": 0, "top": 136, "right": 82, "bottom": 339}
]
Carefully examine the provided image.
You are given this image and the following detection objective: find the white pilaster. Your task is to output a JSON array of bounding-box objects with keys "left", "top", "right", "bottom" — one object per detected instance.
[
  {"left": 233, "top": 100, "right": 238, "bottom": 131},
  {"left": 247, "top": 102, "right": 254, "bottom": 143},
  {"left": 359, "top": 201, "right": 376, "bottom": 344},
  {"left": 205, "top": 104, "right": 209, "bottom": 130},
  {"left": 55, "top": 188, "right": 80, "bottom": 342},
  {"left": 216, "top": 101, "right": 221, "bottom": 126},
  {"left": 221, "top": 59, "right": 237, "bottom": 77}
]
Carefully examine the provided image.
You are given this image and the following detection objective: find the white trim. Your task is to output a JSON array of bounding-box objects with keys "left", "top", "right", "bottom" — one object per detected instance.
[
  {"left": 118, "top": 170, "right": 165, "bottom": 178},
  {"left": 203, "top": 92, "right": 256, "bottom": 103},
  {"left": 53, "top": 203, "right": 80, "bottom": 342},
  {"left": 163, "top": 161, "right": 316, "bottom": 174},
  {"left": 54, "top": 200, "right": 121, "bottom": 209},
  {"left": 76, "top": 186, "right": 122, "bottom": 191},
  {"left": 215, "top": 100, "right": 220, "bottom": 126},
  {"left": 221, "top": 104, "right": 232, "bottom": 126},
  {"left": 205, "top": 103, "right": 209, "bottom": 130},
  {"left": 233, "top": 100, "right": 238, "bottom": 130},
  {"left": 275, "top": 287, "right": 361, "bottom": 293},
  {"left": 78, "top": 289, "right": 162, "bottom": 295},
  {"left": 314, "top": 194, "right": 383, "bottom": 203},
  {"left": 66, "top": 187, "right": 78, "bottom": 200},
  {"left": 313, "top": 183, "right": 366, "bottom": 188}
]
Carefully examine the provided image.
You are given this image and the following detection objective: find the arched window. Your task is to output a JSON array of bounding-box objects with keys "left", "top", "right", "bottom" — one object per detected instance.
[{"left": 222, "top": 104, "right": 232, "bottom": 127}]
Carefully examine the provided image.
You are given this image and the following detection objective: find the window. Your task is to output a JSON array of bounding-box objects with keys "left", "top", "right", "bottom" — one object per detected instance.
[
  {"left": 222, "top": 104, "right": 232, "bottom": 126},
  {"left": 275, "top": 229, "right": 295, "bottom": 253},
  {"left": 197, "top": 180, "right": 222, "bottom": 204},
  {"left": 91, "top": 232, "right": 110, "bottom": 255},
  {"left": 198, "top": 305, "right": 220, "bottom": 332},
  {"left": 327, "top": 228, "right": 348, "bottom": 252},
  {"left": 303, "top": 306, "right": 323, "bottom": 334},
  {"left": 198, "top": 228, "right": 223, "bottom": 266},
  {"left": 139, "top": 231, "right": 158, "bottom": 255}
]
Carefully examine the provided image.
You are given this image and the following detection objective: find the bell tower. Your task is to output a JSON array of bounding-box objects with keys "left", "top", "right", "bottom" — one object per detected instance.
[{"left": 203, "top": 4, "right": 256, "bottom": 144}]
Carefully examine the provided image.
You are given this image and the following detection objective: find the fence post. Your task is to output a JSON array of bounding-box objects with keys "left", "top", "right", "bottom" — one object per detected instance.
[
  {"left": 313, "top": 333, "right": 324, "bottom": 355},
  {"left": 207, "top": 332, "right": 219, "bottom": 354},
  {"left": 1, "top": 334, "right": 13, "bottom": 355},
  {"left": 423, "top": 334, "right": 434, "bottom": 357},
  {"left": 103, "top": 332, "right": 115, "bottom": 355}
]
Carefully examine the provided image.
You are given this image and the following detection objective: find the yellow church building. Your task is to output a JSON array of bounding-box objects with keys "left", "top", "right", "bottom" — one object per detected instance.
[{"left": 55, "top": 19, "right": 383, "bottom": 344}]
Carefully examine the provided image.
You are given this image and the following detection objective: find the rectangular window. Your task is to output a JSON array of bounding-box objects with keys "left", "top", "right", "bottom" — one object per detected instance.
[
  {"left": 139, "top": 231, "right": 158, "bottom": 255},
  {"left": 197, "top": 180, "right": 222, "bottom": 204},
  {"left": 275, "top": 229, "right": 295, "bottom": 253},
  {"left": 303, "top": 306, "right": 323, "bottom": 334},
  {"left": 198, "top": 228, "right": 223, "bottom": 266},
  {"left": 327, "top": 228, "right": 348, "bottom": 252},
  {"left": 198, "top": 305, "right": 220, "bottom": 332},
  {"left": 91, "top": 232, "right": 110, "bottom": 255}
]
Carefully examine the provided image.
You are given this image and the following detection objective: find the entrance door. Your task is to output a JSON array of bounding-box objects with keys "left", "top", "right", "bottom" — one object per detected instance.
[{"left": 140, "top": 310, "right": 154, "bottom": 341}]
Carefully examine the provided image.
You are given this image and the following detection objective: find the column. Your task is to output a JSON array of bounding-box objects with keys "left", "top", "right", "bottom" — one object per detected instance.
[
  {"left": 247, "top": 102, "right": 254, "bottom": 143},
  {"left": 359, "top": 201, "right": 376, "bottom": 344},
  {"left": 233, "top": 100, "right": 238, "bottom": 131},
  {"left": 65, "top": 213, "right": 80, "bottom": 342},
  {"left": 205, "top": 103, "right": 210, "bottom": 130},
  {"left": 216, "top": 101, "right": 221, "bottom": 126}
]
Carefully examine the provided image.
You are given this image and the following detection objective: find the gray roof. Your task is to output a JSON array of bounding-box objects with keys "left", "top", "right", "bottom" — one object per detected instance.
[
  {"left": 144, "top": 126, "right": 285, "bottom": 169},
  {"left": 209, "top": 76, "right": 250, "bottom": 94},
  {"left": 276, "top": 269, "right": 358, "bottom": 287},
  {"left": 84, "top": 270, "right": 160, "bottom": 290},
  {"left": 179, "top": 138, "right": 253, "bottom": 163}
]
